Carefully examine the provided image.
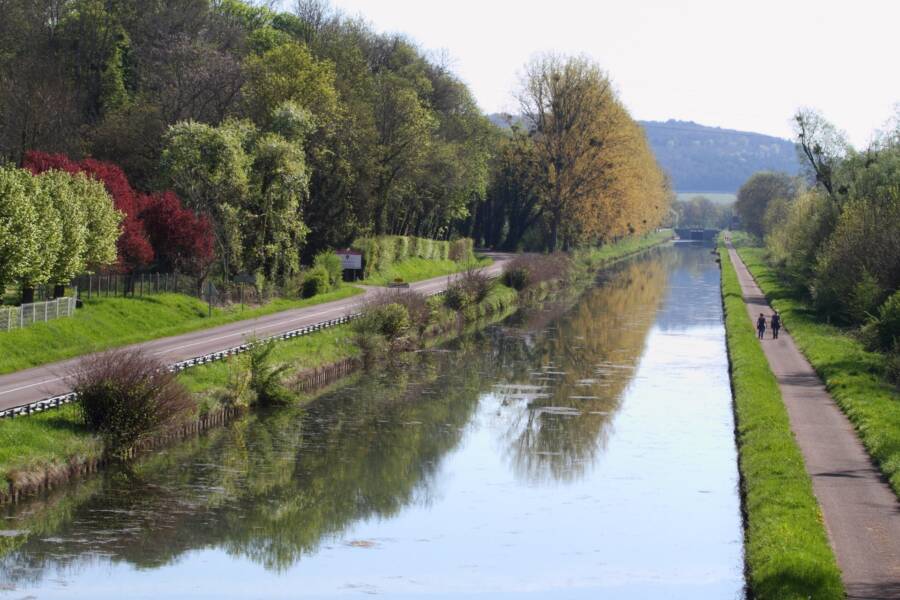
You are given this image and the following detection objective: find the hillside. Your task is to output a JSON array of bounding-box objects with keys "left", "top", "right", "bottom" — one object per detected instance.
[
  {"left": 489, "top": 114, "right": 802, "bottom": 193},
  {"left": 640, "top": 120, "right": 801, "bottom": 193}
]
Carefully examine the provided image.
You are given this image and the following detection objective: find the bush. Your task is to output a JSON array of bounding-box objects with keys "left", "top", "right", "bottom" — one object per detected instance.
[
  {"left": 446, "top": 267, "right": 492, "bottom": 311},
  {"left": 301, "top": 266, "right": 330, "bottom": 298},
  {"left": 449, "top": 238, "right": 474, "bottom": 262},
  {"left": 352, "top": 297, "right": 412, "bottom": 340},
  {"left": 69, "top": 349, "right": 193, "bottom": 455},
  {"left": 502, "top": 267, "right": 530, "bottom": 291},
  {"left": 502, "top": 254, "right": 570, "bottom": 292},
  {"left": 247, "top": 339, "right": 292, "bottom": 406},
  {"left": 864, "top": 291, "right": 900, "bottom": 352},
  {"left": 394, "top": 236, "right": 409, "bottom": 261},
  {"left": 313, "top": 251, "right": 342, "bottom": 287}
]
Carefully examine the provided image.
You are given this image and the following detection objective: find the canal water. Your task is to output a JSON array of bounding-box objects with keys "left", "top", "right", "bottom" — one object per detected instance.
[{"left": 0, "top": 243, "right": 743, "bottom": 599}]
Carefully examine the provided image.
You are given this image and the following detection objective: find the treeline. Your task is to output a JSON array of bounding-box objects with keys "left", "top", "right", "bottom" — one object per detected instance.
[
  {"left": 0, "top": 0, "right": 669, "bottom": 279},
  {"left": 735, "top": 109, "right": 899, "bottom": 352},
  {"left": 670, "top": 196, "right": 732, "bottom": 229}
]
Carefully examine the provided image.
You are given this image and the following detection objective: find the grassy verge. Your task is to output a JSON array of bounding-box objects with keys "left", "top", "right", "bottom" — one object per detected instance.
[
  {"left": 0, "top": 286, "right": 363, "bottom": 375},
  {"left": 738, "top": 247, "right": 900, "bottom": 495},
  {"left": 361, "top": 256, "right": 492, "bottom": 286},
  {"left": 575, "top": 229, "right": 674, "bottom": 269},
  {"left": 720, "top": 242, "right": 843, "bottom": 599}
]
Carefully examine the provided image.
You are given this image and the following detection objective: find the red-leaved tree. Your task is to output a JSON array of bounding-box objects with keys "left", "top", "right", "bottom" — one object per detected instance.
[{"left": 140, "top": 191, "right": 215, "bottom": 282}]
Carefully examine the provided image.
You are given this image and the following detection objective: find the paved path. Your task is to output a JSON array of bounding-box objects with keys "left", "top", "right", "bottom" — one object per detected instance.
[
  {"left": 0, "top": 256, "right": 511, "bottom": 413},
  {"left": 727, "top": 240, "right": 900, "bottom": 599}
]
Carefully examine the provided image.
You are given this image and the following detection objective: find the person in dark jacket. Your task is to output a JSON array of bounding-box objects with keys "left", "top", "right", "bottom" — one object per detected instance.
[
  {"left": 756, "top": 313, "right": 767, "bottom": 339},
  {"left": 771, "top": 312, "right": 781, "bottom": 339}
]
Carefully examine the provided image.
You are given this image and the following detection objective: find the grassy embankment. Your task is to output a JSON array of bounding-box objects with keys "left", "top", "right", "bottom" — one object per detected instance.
[
  {"left": 738, "top": 247, "right": 900, "bottom": 495},
  {"left": 0, "top": 232, "right": 671, "bottom": 499},
  {"left": 720, "top": 242, "right": 844, "bottom": 599},
  {"left": 575, "top": 229, "right": 673, "bottom": 268},
  {"left": 361, "top": 256, "right": 493, "bottom": 286},
  {"left": 0, "top": 287, "right": 363, "bottom": 375}
]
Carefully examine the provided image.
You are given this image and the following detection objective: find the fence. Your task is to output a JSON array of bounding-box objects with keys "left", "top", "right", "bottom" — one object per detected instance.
[
  {"left": 71, "top": 272, "right": 281, "bottom": 307},
  {"left": 0, "top": 296, "right": 77, "bottom": 332}
]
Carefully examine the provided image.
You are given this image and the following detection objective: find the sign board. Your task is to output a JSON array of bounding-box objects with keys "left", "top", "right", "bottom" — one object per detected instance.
[
  {"left": 336, "top": 249, "right": 362, "bottom": 270},
  {"left": 234, "top": 272, "right": 256, "bottom": 284}
]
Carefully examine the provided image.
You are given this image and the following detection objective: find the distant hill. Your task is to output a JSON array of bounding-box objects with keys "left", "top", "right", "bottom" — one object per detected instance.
[
  {"left": 488, "top": 115, "right": 802, "bottom": 194},
  {"left": 639, "top": 120, "right": 801, "bottom": 193}
]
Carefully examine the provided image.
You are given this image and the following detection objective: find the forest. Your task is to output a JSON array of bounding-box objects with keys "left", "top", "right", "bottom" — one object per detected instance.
[{"left": 0, "top": 0, "right": 669, "bottom": 295}]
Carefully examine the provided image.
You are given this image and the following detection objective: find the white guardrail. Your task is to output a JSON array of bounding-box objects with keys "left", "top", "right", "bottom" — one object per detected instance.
[
  {"left": 0, "top": 312, "right": 362, "bottom": 419},
  {"left": 0, "top": 279, "right": 458, "bottom": 420}
]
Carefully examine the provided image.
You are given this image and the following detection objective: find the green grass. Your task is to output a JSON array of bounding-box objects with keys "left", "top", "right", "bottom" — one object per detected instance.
[
  {"left": 361, "top": 256, "right": 492, "bottom": 286},
  {"left": 0, "top": 403, "right": 100, "bottom": 479},
  {"left": 0, "top": 286, "right": 363, "bottom": 375},
  {"left": 739, "top": 247, "right": 900, "bottom": 495},
  {"left": 720, "top": 242, "right": 843, "bottom": 599},
  {"left": 575, "top": 229, "right": 674, "bottom": 268}
]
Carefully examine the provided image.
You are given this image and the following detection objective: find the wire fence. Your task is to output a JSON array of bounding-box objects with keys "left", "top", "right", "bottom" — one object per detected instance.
[
  {"left": 0, "top": 296, "right": 77, "bottom": 332},
  {"left": 71, "top": 272, "right": 282, "bottom": 307}
]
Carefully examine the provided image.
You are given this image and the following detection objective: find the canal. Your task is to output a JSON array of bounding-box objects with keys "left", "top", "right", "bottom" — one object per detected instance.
[{"left": 0, "top": 242, "right": 743, "bottom": 598}]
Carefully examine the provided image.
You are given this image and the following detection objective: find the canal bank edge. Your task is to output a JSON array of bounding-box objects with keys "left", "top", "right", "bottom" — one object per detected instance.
[
  {"left": 718, "top": 240, "right": 844, "bottom": 599},
  {"left": 0, "top": 231, "right": 675, "bottom": 508}
]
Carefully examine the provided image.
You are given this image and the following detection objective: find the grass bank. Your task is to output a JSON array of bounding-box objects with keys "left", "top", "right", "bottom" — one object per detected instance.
[
  {"left": 0, "top": 286, "right": 363, "bottom": 375},
  {"left": 720, "top": 242, "right": 843, "bottom": 599},
  {"left": 575, "top": 229, "right": 674, "bottom": 268},
  {"left": 738, "top": 247, "right": 900, "bottom": 495},
  {"left": 361, "top": 256, "right": 492, "bottom": 286}
]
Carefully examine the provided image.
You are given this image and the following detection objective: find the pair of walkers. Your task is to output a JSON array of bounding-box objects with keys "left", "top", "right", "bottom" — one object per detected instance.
[{"left": 757, "top": 312, "right": 781, "bottom": 340}]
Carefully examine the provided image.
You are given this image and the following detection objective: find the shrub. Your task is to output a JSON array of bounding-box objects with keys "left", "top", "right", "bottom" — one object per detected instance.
[
  {"left": 70, "top": 349, "right": 193, "bottom": 455},
  {"left": 394, "top": 236, "right": 409, "bottom": 262},
  {"left": 301, "top": 266, "right": 330, "bottom": 298},
  {"left": 352, "top": 297, "right": 412, "bottom": 340},
  {"left": 446, "top": 267, "right": 491, "bottom": 311},
  {"left": 313, "top": 251, "right": 342, "bottom": 287},
  {"left": 247, "top": 339, "right": 292, "bottom": 406},
  {"left": 864, "top": 291, "right": 900, "bottom": 352},
  {"left": 502, "top": 254, "right": 569, "bottom": 291},
  {"left": 437, "top": 240, "right": 450, "bottom": 261},
  {"left": 449, "top": 238, "right": 474, "bottom": 262},
  {"left": 502, "top": 267, "right": 530, "bottom": 291}
]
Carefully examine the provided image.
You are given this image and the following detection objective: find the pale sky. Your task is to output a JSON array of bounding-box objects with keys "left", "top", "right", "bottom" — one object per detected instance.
[{"left": 289, "top": 0, "right": 899, "bottom": 147}]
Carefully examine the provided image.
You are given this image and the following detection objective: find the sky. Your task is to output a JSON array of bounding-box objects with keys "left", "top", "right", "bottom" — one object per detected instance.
[{"left": 286, "top": 0, "right": 899, "bottom": 147}]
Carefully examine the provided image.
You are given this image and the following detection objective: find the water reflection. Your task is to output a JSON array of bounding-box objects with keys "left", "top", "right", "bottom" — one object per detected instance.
[
  {"left": 1, "top": 243, "right": 743, "bottom": 599},
  {"left": 490, "top": 258, "right": 669, "bottom": 482}
]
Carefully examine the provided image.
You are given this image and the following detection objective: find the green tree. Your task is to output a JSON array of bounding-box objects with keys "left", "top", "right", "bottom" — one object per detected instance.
[
  {"left": 161, "top": 120, "right": 252, "bottom": 275},
  {"left": 247, "top": 132, "right": 310, "bottom": 281},
  {"left": 38, "top": 171, "right": 88, "bottom": 294},
  {"left": 70, "top": 172, "right": 121, "bottom": 270},
  {"left": 0, "top": 167, "right": 39, "bottom": 294},
  {"left": 735, "top": 172, "right": 798, "bottom": 236}
]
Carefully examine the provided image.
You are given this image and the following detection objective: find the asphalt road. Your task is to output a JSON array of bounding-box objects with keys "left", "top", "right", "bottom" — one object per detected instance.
[
  {"left": 727, "top": 240, "right": 900, "bottom": 599},
  {"left": 0, "top": 255, "right": 511, "bottom": 413}
]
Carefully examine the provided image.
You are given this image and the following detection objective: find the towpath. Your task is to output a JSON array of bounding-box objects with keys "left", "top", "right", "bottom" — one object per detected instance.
[
  {"left": 727, "top": 239, "right": 900, "bottom": 599},
  {"left": 0, "top": 255, "right": 511, "bottom": 414}
]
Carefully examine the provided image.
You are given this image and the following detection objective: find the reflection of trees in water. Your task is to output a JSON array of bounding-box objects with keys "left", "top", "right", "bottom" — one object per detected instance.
[
  {"left": 488, "top": 257, "right": 669, "bottom": 483},
  {"left": 0, "top": 248, "right": 680, "bottom": 585},
  {"left": 651, "top": 243, "right": 723, "bottom": 332},
  {"left": 0, "top": 352, "right": 487, "bottom": 581}
]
